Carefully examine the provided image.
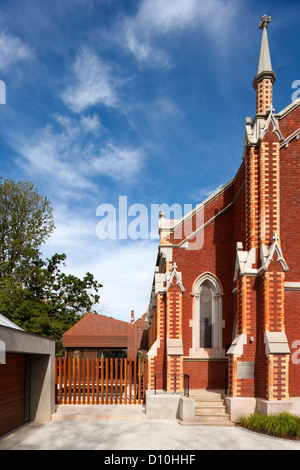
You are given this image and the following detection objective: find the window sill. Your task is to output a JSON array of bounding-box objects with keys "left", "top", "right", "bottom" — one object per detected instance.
[{"left": 187, "top": 348, "right": 226, "bottom": 360}]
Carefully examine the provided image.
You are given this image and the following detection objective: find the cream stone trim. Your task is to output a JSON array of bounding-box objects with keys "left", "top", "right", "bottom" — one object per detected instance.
[
  {"left": 190, "top": 273, "right": 224, "bottom": 358},
  {"left": 280, "top": 128, "right": 300, "bottom": 149},
  {"left": 264, "top": 332, "right": 290, "bottom": 355},
  {"left": 166, "top": 262, "right": 185, "bottom": 293},
  {"left": 154, "top": 262, "right": 184, "bottom": 293},
  {"left": 276, "top": 96, "right": 300, "bottom": 120},
  {"left": 244, "top": 107, "right": 284, "bottom": 156},
  {"left": 234, "top": 233, "right": 289, "bottom": 282},
  {"left": 284, "top": 282, "right": 300, "bottom": 290},
  {"left": 227, "top": 334, "right": 247, "bottom": 356},
  {"left": 147, "top": 339, "right": 160, "bottom": 357},
  {"left": 234, "top": 244, "right": 257, "bottom": 281},
  {"left": 260, "top": 233, "right": 289, "bottom": 273},
  {"left": 167, "top": 338, "right": 183, "bottom": 356}
]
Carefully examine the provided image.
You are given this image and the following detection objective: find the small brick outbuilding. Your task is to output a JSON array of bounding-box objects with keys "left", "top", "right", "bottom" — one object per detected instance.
[{"left": 62, "top": 312, "right": 138, "bottom": 361}]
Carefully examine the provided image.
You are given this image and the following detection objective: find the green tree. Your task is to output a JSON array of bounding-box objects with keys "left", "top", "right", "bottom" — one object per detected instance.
[
  {"left": 0, "top": 178, "right": 103, "bottom": 355},
  {"left": 0, "top": 178, "right": 54, "bottom": 281}
]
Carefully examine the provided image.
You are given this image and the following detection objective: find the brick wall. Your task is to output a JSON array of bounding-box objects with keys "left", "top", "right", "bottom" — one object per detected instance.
[{"left": 148, "top": 97, "right": 300, "bottom": 398}]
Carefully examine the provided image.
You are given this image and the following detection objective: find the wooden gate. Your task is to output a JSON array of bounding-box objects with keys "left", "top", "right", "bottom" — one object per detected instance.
[{"left": 55, "top": 357, "right": 146, "bottom": 405}]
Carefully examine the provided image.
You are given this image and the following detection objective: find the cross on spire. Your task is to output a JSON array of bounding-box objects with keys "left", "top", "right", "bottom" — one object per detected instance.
[
  {"left": 252, "top": 13, "right": 276, "bottom": 107},
  {"left": 259, "top": 14, "right": 271, "bottom": 30}
]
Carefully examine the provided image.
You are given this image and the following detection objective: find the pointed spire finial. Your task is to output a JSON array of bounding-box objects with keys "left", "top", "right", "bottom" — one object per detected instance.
[
  {"left": 252, "top": 14, "right": 276, "bottom": 113},
  {"left": 259, "top": 14, "right": 271, "bottom": 30}
]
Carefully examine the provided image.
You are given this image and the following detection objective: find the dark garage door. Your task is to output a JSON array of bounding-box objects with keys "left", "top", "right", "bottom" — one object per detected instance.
[{"left": 0, "top": 353, "right": 29, "bottom": 437}]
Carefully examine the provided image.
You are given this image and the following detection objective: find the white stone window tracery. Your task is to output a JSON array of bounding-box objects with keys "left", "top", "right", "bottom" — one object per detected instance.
[{"left": 190, "top": 273, "right": 225, "bottom": 358}]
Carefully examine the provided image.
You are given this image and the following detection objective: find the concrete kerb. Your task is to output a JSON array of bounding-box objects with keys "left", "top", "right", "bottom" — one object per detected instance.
[
  {"left": 145, "top": 392, "right": 195, "bottom": 421},
  {"left": 52, "top": 404, "right": 147, "bottom": 421},
  {"left": 52, "top": 394, "right": 194, "bottom": 422}
]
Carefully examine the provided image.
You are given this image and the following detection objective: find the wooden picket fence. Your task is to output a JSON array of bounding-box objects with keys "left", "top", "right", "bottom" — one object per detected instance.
[{"left": 55, "top": 357, "right": 146, "bottom": 405}]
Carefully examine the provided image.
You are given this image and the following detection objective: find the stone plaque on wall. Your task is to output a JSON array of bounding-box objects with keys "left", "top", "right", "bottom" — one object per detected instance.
[{"left": 237, "top": 361, "right": 255, "bottom": 379}]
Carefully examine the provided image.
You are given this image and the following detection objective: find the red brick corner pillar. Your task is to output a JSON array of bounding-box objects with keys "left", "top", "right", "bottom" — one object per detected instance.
[
  {"left": 260, "top": 269, "right": 290, "bottom": 402},
  {"left": 166, "top": 277, "right": 184, "bottom": 393},
  {"left": 227, "top": 275, "right": 256, "bottom": 398},
  {"left": 147, "top": 292, "right": 167, "bottom": 392}
]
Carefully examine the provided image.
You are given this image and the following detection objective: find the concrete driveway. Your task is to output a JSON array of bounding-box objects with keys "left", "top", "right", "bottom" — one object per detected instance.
[{"left": 1, "top": 406, "right": 300, "bottom": 451}]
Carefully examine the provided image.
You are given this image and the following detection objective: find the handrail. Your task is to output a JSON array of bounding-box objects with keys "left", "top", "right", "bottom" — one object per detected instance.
[{"left": 154, "top": 373, "right": 190, "bottom": 397}]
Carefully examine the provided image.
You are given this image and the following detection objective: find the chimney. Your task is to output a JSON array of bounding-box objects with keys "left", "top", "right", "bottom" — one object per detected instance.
[{"left": 131, "top": 310, "right": 135, "bottom": 323}]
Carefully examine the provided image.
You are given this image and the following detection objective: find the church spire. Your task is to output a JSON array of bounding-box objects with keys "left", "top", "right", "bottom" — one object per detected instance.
[{"left": 253, "top": 15, "right": 276, "bottom": 114}]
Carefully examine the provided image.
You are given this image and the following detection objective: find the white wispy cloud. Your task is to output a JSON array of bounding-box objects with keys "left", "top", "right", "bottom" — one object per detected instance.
[
  {"left": 191, "top": 183, "right": 227, "bottom": 203},
  {"left": 0, "top": 30, "right": 34, "bottom": 70},
  {"left": 85, "top": 239, "right": 157, "bottom": 320},
  {"left": 46, "top": 234, "right": 158, "bottom": 321},
  {"left": 60, "top": 46, "right": 118, "bottom": 113},
  {"left": 119, "top": 0, "right": 238, "bottom": 66},
  {"left": 91, "top": 142, "right": 145, "bottom": 182},
  {"left": 16, "top": 119, "right": 95, "bottom": 191},
  {"left": 42, "top": 202, "right": 158, "bottom": 322},
  {"left": 13, "top": 112, "right": 144, "bottom": 194}
]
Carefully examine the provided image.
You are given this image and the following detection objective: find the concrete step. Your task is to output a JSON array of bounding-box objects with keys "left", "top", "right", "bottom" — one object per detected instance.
[
  {"left": 194, "top": 415, "right": 234, "bottom": 426},
  {"left": 194, "top": 399, "right": 224, "bottom": 406},
  {"left": 179, "top": 390, "right": 234, "bottom": 426},
  {"left": 190, "top": 391, "right": 224, "bottom": 401},
  {"left": 179, "top": 416, "right": 235, "bottom": 427},
  {"left": 195, "top": 413, "right": 229, "bottom": 423},
  {"left": 180, "top": 412, "right": 234, "bottom": 427},
  {"left": 195, "top": 405, "right": 227, "bottom": 415}
]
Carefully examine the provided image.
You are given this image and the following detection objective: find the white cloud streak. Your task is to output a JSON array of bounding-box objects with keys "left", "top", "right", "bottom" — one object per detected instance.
[
  {"left": 60, "top": 46, "right": 118, "bottom": 112},
  {"left": 120, "top": 0, "right": 238, "bottom": 66},
  {"left": 191, "top": 182, "right": 227, "bottom": 203},
  {"left": 42, "top": 206, "right": 158, "bottom": 322},
  {"left": 91, "top": 142, "right": 144, "bottom": 182},
  {"left": 0, "top": 30, "right": 34, "bottom": 70},
  {"left": 13, "top": 113, "right": 144, "bottom": 194}
]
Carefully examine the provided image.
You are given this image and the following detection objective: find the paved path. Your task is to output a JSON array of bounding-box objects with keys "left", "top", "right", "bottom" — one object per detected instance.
[{"left": 1, "top": 408, "right": 300, "bottom": 451}]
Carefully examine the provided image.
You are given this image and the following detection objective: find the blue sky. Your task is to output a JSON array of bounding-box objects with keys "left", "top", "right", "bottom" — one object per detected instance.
[{"left": 0, "top": 0, "right": 299, "bottom": 322}]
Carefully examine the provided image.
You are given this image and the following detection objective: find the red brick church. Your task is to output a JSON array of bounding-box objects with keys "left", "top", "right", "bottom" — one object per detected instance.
[{"left": 146, "top": 15, "right": 300, "bottom": 419}]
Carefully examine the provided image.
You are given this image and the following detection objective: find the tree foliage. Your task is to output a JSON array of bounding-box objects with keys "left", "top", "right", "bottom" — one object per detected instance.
[
  {"left": 0, "top": 178, "right": 103, "bottom": 355},
  {"left": 0, "top": 178, "right": 54, "bottom": 280}
]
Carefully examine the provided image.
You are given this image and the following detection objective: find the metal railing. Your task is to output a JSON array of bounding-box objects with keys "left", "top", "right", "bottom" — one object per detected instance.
[
  {"left": 184, "top": 374, "right": 190, "bottom": 397},
  {"left": 154, "top": 373, "right": 190, "bottom": 397}
]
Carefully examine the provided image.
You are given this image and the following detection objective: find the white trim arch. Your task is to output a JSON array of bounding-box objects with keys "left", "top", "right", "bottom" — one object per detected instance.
[{"left": 190, "top": 273, "right": 225, "bottom": 359}]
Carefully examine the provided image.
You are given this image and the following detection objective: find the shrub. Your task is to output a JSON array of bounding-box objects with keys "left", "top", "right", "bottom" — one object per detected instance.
[{"left": 240, "top": 412, "right": 300, "bottom": 440}]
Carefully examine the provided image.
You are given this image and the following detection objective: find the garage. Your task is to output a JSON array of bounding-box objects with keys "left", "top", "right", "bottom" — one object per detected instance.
[
  {"left": 0, "top": 353, "right": 31, "bottom": 437},
  {"left": 0, "top": 316, "right": 55, "bottom": 438}
]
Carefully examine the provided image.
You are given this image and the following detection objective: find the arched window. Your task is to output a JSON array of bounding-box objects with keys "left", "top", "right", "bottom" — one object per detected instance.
[
  {"left": 191, "top": 273, "right": 224, "bottom": 358},
  {"left": 200, "top": 281, "right": 213, "bottom": 348}
]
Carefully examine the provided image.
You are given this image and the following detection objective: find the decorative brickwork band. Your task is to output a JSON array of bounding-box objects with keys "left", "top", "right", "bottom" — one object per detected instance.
[
  {"left": 156, "top": 293, "right": 165, "bottom": 340},
  {"left": 261, "top": 271, "right": 285, "bottom": 332},
  {"left": 259, "top": 142, "right": 280, "bottom": 245},
  {"left": 165, "top": 273, "right": 183, "bottom": 392},
  {"left": 236, "top": 276, "right": 253, "bottom": 335},
  {"left": 256, "top": 78, "right": 273, "bottom": 114},
  {"left": 245, "top": 147, "right": 260, "bottom": 250},
  {"left": 267, "top": 354, "right": 289, "bottom": 401},
  {"left": 167, "top": 356, "right": 183, "bottom": 393},
  {"left": 227, "top": 355, "right": 239, "bottom": 397}
]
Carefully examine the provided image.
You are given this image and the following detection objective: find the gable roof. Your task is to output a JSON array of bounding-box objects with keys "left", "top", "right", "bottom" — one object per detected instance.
[
  {"left": 62, "top": 312, "right": 138, "bottom": 359},
  {"left": 134, "top": 312, "right": 148, "bottom": 331},
  {"left": 0, "top": 314, "right": 23, "bottom": 331}
]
